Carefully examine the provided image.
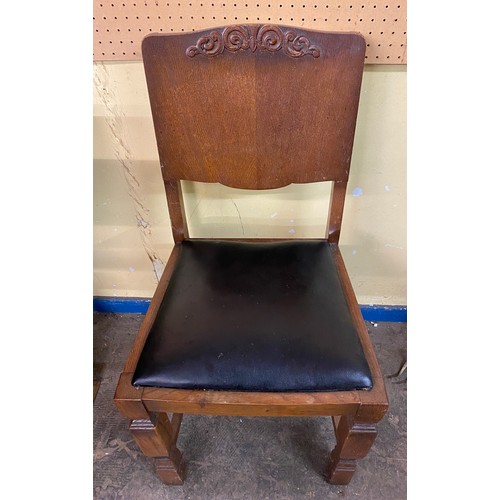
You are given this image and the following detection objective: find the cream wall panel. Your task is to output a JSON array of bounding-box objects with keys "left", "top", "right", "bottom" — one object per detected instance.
[
  {"left": 182, "top": 180, "right": 332, "bottom": 239},
  {"left": 93, "top": 61, "right": 406, "bottom": 304},
  {"left": 342, "top": 65, "right": 406, "bottom": 304}
]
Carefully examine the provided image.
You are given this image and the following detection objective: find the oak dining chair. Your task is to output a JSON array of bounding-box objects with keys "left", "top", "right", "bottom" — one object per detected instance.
[{"left": 114, "top": 24, "right": 388, "bottom": 486}]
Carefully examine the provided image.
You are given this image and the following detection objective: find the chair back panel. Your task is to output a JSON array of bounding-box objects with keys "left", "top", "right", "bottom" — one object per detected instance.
[{"left": 142, "top": 26, "right": 366, "bottom": 190}]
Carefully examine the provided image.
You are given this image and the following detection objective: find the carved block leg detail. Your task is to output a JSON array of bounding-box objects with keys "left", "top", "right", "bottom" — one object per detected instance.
[
  {"left": 326, "top": 455, "right": 357, "bottom": 485},
  {"left": 325, "top": 415, "right": 377, "bottom": 485},
  {"left": 129, "top": 413, "right": 185, "bottom": 485},
  {"left": 155, "top": 447, "right": 186, "bottom": 485}
]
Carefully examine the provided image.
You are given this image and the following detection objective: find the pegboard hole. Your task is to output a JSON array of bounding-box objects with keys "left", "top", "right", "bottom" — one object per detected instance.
[{"left": 94, "top": 1, "right": 406, "bottom": 63}]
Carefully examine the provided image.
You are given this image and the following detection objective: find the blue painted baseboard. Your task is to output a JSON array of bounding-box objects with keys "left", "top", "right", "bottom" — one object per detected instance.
[
  {"left": 93, "top": 297, "right": 151, "bottom": 314},
  {"left": 93, "top": 297, "right": 406, "bottom": 322},
  {"left": 359, "top": 305, "right": 407, "bottom": 323}
]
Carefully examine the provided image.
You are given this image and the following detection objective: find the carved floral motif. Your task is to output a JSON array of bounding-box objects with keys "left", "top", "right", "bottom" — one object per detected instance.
[{"left": 186, "top": 25, "right": 321, "bottom": 58}]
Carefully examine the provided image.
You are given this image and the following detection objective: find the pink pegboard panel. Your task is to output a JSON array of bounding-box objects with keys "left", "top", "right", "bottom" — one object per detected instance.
[{"left": 93, "top": 1, "right": 406, "bottom": 63}]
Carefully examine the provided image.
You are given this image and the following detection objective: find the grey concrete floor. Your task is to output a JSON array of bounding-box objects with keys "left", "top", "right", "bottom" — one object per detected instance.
[{"left": 94, "top": 313, "right": 406, "bottom": 499}]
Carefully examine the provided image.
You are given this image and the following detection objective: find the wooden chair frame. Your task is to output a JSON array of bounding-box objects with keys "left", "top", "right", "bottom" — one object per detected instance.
[{"left": 114, "top": 25, "right": 388, "bottom": 486}]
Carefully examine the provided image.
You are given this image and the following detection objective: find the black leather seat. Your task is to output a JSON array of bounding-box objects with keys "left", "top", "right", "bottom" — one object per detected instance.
[{"left": 133, "top": 240, "right": 373, "bottom": 392}]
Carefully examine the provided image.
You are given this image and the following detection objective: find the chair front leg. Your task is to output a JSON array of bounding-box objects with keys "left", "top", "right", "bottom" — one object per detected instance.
[
  {"left": 129, "top": 412, "right": 185, "bottom": 485},
  {"left": 325, "top": 415, "right": 377, "bottom": 485}
]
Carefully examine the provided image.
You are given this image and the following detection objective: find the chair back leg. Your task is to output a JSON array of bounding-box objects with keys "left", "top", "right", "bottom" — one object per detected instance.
[{"left": 325, "top": 415, "right": 378, "bottom": 485}]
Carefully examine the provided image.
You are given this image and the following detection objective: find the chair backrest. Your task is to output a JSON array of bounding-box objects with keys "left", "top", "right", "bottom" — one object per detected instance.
[{"left": 142, "top": 25, "right": 366, "bottom": 243}]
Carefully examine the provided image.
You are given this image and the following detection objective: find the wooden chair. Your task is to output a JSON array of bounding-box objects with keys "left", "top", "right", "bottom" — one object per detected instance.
[{"left": 114, "top": 24, "right": 388, "bottom": 486}]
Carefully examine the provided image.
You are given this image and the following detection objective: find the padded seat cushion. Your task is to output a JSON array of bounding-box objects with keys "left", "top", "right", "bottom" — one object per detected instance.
[{"left": 133, "top": 240, "right": 373, "bottom": 392}]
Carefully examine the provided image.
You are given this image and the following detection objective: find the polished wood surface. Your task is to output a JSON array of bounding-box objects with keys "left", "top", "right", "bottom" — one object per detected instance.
[
  {"left": 123, "top": 245, "right": 181, "bottom": 374},
  {"left": 326, "top": 415, "right": 378, "bottom": 484},
  {"left": 129, "top": 412, "right": 185, "bottom": 484},
  {"left": 114, "top": 25, "right": 388, "bottom": 486},
  {"left": 142, "top": 26, "right": 365, "bottom": 191}
]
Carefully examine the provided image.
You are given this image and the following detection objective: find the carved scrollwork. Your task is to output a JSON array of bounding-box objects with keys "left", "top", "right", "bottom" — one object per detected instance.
[
  {"left": 257, "top": 25, "right": 284, "bottom": 53},
  {"left": 185, "top": 31, "right": 224, "bottom": 58},
  {"left": 223, "top": 25, "right": 250, "bottom": 52},
  {"left": 284, "top": 30, "right": 321, "bottom": 58},
  {"left": 186, "top": 25, "right": 321, "bottom": 58}
]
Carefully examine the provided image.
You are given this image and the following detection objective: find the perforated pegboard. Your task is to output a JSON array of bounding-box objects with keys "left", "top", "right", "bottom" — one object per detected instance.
[{"left": 93, "top": 1, "right": 406, "bottom": 63}]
